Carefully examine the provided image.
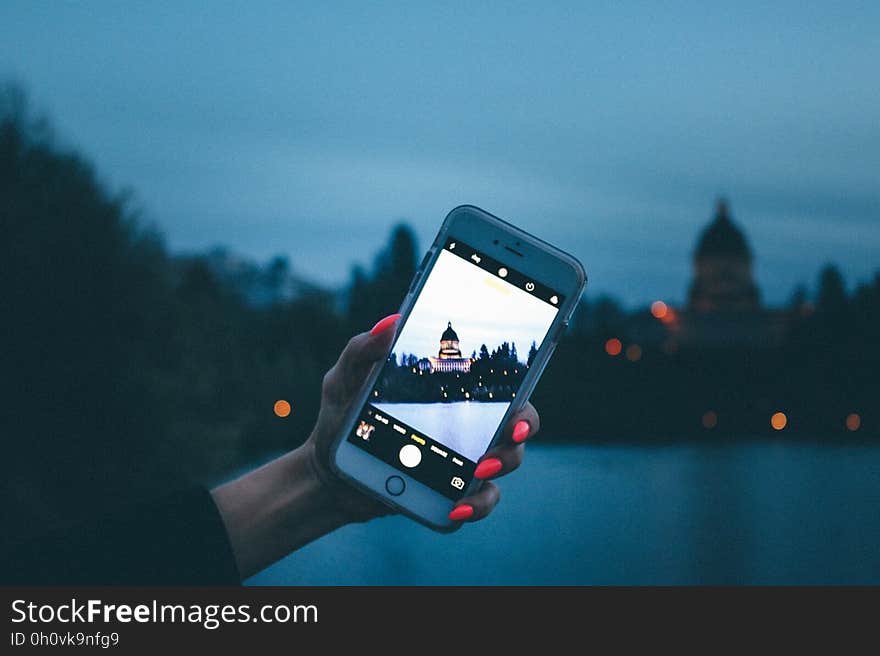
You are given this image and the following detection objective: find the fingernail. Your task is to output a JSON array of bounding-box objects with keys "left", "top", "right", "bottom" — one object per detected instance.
[
  {"left": 448, "top": 504, "right": 474, "bottom": 521},
  {"left": 512, "top": 420, "right": 531, "bottom": 443},
  {"left": 474, "top": 457, "right": 503, "bottom": 479},
  {"left": 370, "top": 313, "right": 401, "bottom": 336}
]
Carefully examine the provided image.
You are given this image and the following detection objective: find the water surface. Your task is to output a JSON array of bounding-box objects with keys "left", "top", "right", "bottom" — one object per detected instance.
[
  {"left": 373, "top": 401, "right": 508, "bottom": 461},
  {"left": 247, "top": 442, "right": 880, "bottom": 584}
]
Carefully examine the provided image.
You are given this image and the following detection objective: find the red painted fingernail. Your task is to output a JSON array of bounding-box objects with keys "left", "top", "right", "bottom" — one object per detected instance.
[
  {"left": 474, "top": 457, "right": 503, "bottom": 479},
  {"left": 370, "top": 313, "right": 401, "bottom": 336},
  {"left": 448, "top": 504, "right": 474, "bottom": 521},
  {"left": 512, "top": 420, "right": 531, "bottom": 443}
]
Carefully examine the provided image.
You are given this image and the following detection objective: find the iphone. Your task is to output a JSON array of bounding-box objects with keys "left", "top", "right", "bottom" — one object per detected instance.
[{"left": 331, "top": 205, "right": 587, "bottom": 530}]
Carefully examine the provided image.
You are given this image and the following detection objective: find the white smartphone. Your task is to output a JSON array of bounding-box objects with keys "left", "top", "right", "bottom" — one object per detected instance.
[{"left": 330, "top": 205, "right": 587, "bottom": 531}]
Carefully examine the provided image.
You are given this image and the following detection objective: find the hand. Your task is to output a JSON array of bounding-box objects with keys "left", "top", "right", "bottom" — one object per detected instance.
[
  {"left": 212, "top": 312, "right": 540, "bottom": 579},
  {"left": 306, "top": 313, "right": 540, "bottom": 525}
]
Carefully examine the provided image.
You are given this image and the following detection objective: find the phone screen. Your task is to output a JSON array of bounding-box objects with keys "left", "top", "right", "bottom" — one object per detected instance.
[{"left": 347, "top": 237, "right": 563, "bottom": 499}]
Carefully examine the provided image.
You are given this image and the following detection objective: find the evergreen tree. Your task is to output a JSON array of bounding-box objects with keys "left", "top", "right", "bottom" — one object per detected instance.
[
  {"left": 817, "top": 264, "right": 847, "bottom": 314},
  {"left": 527, "top": 341, "right": 538, "bottom": 367}
]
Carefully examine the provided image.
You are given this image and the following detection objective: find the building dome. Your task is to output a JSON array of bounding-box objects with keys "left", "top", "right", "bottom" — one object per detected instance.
[
  {"left": 441, "top": 321, "right": 459, "bottom": 342},
  {"left": 688, "top": 199, "right": 760, "bottom": 313},
  {"left": 694, "top": 199, "right": 752, "bottom": 261},
  {"left": 429, "top": 321, "right": 471, "bottom": 373}
]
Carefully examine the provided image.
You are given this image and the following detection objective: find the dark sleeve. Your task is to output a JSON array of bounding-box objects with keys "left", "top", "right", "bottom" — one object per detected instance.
[{"left": 1, "top": 487, "right": 240, "bottom": 585}]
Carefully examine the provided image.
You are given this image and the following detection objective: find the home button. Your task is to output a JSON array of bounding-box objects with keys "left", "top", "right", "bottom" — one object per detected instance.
[{"left": 385, "top": 475, "right": 405, "bottom": 496}]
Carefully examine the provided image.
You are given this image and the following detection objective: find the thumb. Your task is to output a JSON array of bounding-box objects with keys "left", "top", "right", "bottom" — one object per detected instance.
[{"left": 330, "top": 313, "right": 400, "bottom": 401}]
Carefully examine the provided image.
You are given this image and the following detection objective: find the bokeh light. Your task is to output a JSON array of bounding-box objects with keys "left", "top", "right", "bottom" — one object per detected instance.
[
  {"left": 273, "top": 399, "right": 291, "bottom": 418},
  {"left": 770, "top": 412, "right": 787, "bottom": 430},
  {"left": 651, "top": 300, "right": 668, "bottom": 319},
  {"left": 625, "top": 344, "right": 643, "bottom": 362},
  {"left": 702, "top": 410, "right": 718, "bottom": 429},
  {"left": 846, "top": 413, "right": 861, "bottom": 431},
  {"left": 605, "top": 338, "right": 622, "bottom": 356},
  {"left": 660, "top": 307, "right": 677, "bottom": 324}
]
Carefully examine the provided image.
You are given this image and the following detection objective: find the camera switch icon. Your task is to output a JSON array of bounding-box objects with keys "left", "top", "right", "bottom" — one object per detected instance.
[{"left": 450, "top": 476, "right": 465, "bottom": 490}]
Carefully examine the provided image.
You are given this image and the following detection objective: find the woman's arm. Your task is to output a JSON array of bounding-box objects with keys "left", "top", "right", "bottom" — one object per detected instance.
[{"left": 209, "top": 443, "right": 352, "bottom": 581}]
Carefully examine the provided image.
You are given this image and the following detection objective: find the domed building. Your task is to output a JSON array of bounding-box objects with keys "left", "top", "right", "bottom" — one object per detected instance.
[
  {"left": 439, "top": 322, "right": 463, "bottom": 357},
  {"left": 427, "top": 321, "right": 473, "bottom": 373},
  {"left": 626, "top": 198, "right": 789, "bottom": 349},
  {"left": 675, "top": 199, "right": 788, "bottom": 347},
  {"left": 688, "top": 199, "right": 760, "bottom": 313}
]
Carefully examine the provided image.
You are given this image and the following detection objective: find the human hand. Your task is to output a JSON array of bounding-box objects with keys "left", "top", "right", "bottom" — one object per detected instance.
[{"left": 305, "top": 313, "right": 540, "bottom": 525}]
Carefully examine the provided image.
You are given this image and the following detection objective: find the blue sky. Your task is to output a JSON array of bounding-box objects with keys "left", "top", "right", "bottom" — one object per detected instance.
[
  {"left": 390, "top": 249, "right": 558, "bottom": 360},
  {"left": 1, "top": 1, "right": 877, "bottom": 306}
]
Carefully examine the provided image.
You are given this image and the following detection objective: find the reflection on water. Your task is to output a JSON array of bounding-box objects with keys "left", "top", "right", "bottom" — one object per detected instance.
[
  {"left": 373, "top": 401, "right": 508, "bottom": 462},
  {"left": 246, "top": 442, "right": 880, "bottom": 585}
]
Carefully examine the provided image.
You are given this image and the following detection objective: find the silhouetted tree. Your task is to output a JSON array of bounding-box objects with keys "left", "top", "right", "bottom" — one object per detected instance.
[
  {"left": 0, "top": 87, "right": 348, "bottom": 538},
  {"left": 347, "top": 264, "right": 371, "bottom": 324},
  {"left": 380, "top": 223, "right": 418, "bottom": 281},
  {"left": 592, "top": 295, "right": 626, "bottom": 334},
  {"left": 527, "top": 341, "right": 539, "bottom": 367},
  {"left": 265, "top": 255, "right": 290, "bottom": 304},
  {"left": 346, "top": 223, "right": 418, "bottom": 328},
  {"left": 817, "top": 264, "right": 847, "bottom": 315},
  {"left": 1, "top": 85, "right": 182, "bottom": 531}
]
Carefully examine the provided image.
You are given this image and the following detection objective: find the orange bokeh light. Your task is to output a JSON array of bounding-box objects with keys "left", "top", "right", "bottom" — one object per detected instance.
[
  {"left": 625, "top": 344, "right": 643, "bottom": 362},
  {"left": 651, "top": 300, "right": 668, "bottom": 319},
  {"left": 846, "top": 413, "right": 861, "bottom": 431},
  {"left": 770, "top": 412, "right": 787, "bottom": 430},
  {"left": 702, "top": 410, "right": 718, "bottom": 429},
  {"left": 605, "top": 338, "right": 622, "bottom": 356},
  {"left": 274, "top": 399, "right": 292, "bottom": 418}
]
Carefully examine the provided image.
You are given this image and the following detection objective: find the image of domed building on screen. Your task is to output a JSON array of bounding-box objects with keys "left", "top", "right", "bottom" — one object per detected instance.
[{"left": 422, "top": 322, "right": 474, "bottom": 373}]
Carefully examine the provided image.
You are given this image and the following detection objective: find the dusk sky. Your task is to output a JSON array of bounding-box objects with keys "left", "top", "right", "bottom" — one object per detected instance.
[
  {"left": 2, "top": 2, "right": 877, "bottom": 306},
  {"left": 390, "top": 249, "right": 558, "bottom": 360}
]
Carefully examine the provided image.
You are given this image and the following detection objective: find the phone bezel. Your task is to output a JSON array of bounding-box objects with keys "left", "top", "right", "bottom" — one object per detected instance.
[{"left": 330, "top": 205, "right": 587, "bottom": 531}]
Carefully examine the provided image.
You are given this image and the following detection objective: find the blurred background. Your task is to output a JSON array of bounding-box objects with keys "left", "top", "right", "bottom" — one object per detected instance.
[{"left": 1, "top": 2, "right": 878, "bottom": 583}]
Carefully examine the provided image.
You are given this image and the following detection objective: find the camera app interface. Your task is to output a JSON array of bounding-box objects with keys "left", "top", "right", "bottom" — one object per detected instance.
[{"left": 348, "top": 238, "right": 562, "bottom": 499}]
